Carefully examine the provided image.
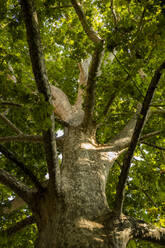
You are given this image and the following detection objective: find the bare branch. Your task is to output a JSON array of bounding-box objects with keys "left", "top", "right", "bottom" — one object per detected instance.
[
  {"left": 0, "top": 169, "right": 34, "bottom": 204},
  {"left": 0, "top": 135, "right": 43, "bottom": 143},
  {"left": 141, "top": 142, "right": 165, "bottom": 151},
  {"left": 0, "top": 114, "right": 23, "bottom": 135},
  {"left": 114, "top": 61, "right": 165, "bottom": 216},
  {"left": 0, "top": 216, "right": 35, "bottom": 236},
  {"left": 83, "top": 43, "right": 104, "bottom": 128},
  {"left": 0, "top": 144, "right": 43, "bottom": 191},
  {"left": 20, "top": 0, "right": 58, "bottom": 192},
  {"left": 74, "top": 56, "right": 92, "bottom": 109},
  {"left": 0, "top": 101, "right": 22, "bottom": 107},
  {"left": 140, "top": 130, "right": 163, "bottom": 141},
  {"left": 51, "top": 85, "right": 73, "bottom": 122},
  {"left": 0, "top": 135, "right": 64, "bottom": 152},
  {"left": 70, "top": 0, "right": 102, "bottom": 43}
]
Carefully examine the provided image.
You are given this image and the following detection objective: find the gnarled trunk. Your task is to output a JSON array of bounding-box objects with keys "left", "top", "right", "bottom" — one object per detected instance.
[{"left": 33, "top": 127, "right": 128, "bottom": 248}]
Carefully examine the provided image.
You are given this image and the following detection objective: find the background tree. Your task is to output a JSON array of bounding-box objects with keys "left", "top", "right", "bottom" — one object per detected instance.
[{"left": 0, "top": 0, "right": 165, "bottom": 247}]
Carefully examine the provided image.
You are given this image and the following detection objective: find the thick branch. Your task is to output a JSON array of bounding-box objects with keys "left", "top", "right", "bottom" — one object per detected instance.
[
  {"left": 51, "top": 85, "right": 73, "bottom": 123},
  {"left": 0, "top": 169, "right": 34, "bottom": 204},
  {"left": 114, "top": 61, "right": 165, "bottom": 216},
  {"left": 131, "top": 218, "right": 165, "bottom": 246},
  {"left": 0, "top": 135, "right": 43, "bottom": 143},
  {"left": 20, "top": 0, "right": 58, "bottom": 192},
  {"left": 98, "top": 105, "right": 142, "bottom": 152},
  {"left": 0, "top": 144, "right": 43, "bottom": 191},
  {"left": 1, "top": 216, "right": 35, "bottom": 236},
  {"left": 83, "top": 43, "right": 104, "bottom": 128},
  {"left": 102, "top": 90, "right": 117, "bottom": 117},
  {"left": 104, "top": 214, "right": 165, "bottom": 247},
  {"left": 0, "top": 114, "right": 23, "bottom": 135},
  {"left": 70, "top": 0, "right": 102, "bottom": 43},
  {"left": 0, "top": 135, "right": 64, "bottom": 152},
  {"left": 74, "top": 56, "right": 92, "bottom": 109},
  {"left": 1, "top": 181, "right": 48, "bottom": 214},
  {"left": 93, "top": 129, "right": 163, "bottom": 153}
]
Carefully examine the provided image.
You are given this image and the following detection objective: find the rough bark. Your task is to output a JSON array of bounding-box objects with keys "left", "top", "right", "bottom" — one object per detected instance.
[{"left": 26, "top": 128, "right": 165, "bottom": 248}]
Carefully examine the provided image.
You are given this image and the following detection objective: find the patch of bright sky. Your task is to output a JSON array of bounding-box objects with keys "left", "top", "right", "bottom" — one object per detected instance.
[
  {"left": 56, "top": 129, "right": 64, "bottom": 137},
  {"left": 45, "top": 130, "right": 63, "bottom": 180}
]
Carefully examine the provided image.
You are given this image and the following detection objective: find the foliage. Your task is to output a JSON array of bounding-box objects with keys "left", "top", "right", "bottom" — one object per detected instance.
[{"left": 0, "top": 0, "right": 165, "bottom": 247}]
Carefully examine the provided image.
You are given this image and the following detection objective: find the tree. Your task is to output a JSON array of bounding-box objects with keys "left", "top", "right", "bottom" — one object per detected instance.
[{"left": 0, "top": 0, "right": 165, "bottom": 247}]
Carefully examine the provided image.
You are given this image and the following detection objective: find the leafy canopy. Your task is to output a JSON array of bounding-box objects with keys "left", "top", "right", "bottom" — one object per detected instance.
[{"left": 0, "top": 0, "right": 165, "bottom": 247}]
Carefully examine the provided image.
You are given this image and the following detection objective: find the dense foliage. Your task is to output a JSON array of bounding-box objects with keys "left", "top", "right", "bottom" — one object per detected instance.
[{"left": 0, "top": 0, "right": 165, "bottom": 247}]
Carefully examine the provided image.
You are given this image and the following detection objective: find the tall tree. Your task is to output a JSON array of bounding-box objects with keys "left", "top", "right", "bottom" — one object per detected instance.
[{"left": 0, "top": 0, "right": 165, "bottom": 247}]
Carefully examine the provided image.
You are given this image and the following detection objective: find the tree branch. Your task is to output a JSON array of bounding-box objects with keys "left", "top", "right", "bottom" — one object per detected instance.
[
  {"left": 83, "top": 43, "right": 104, "bottom": 129},
  {"left": 140, "top": 130, "right": 163, "bottom": 141},
  {"left": 0, "top": 169, "right": 34, "bottom": 204},
  {"left": 104, "top": 214, "right": 165, "bottom": 247},
  {"left": 0, "top": 216, "right": 35, "bottom": 236},
  {"left": 0, "top": 144, "right": 43, "bottom": 191},
  {"left": 20, "top": 0, "right": 58, "bottom": 192},
  {"left": 50, "top": 5, "right": 73, "bottom": 10},
  {"left": 110, "top": 0, "right": 117, "bottom": 27},
  {"left": 51, "top": 85, "right": 73, "bottom": 123},
  {"left": 0, "top": 114, "right": 23, "bottom": 135},
  {"left": 70, "top": 0, "right": 102, "bottom": 43},
  {"left": 102, "top": 90, "right": 117, "bottom": 117},
  {"left": 0, "top": 135, "right": 43, "bottom": 143},
  {"left": 0, "top": 135, "right": 64, "bottom": 152},
  {"left": 1, "top": 196, "right": 25, "bottom": 214},
  {"left": 98, "top": 104, "right": 142, "bottom": 152},
  {"left": 1, "top": 181, "right": 48, "bottom": 214},
  {"left": 114, "top": 61, "right": 165, "bottom": 216},
  {"left": 131, "top": 218, "right": 165, "bottom": 246},
  {"left": 74, "top": 56, "right": 92, "bottom": 110},
  {"left": 0, "top": 101, "right": 22, "bottom": 107},
  {"left": 141, "top": 141, "right": 165, "bottom": 151},
  {"left": 93, "top": 129, "right": 163, "bottom": 154}
]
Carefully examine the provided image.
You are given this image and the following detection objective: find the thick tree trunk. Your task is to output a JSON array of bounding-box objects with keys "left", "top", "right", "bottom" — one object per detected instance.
[{"left": 33, "top": 127, "right": 128, "bottom": 248}]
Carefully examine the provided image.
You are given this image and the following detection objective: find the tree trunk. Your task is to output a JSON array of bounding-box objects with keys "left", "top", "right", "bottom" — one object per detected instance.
[{"left": 33, "top": 127, "right": 128, "bottom": 248}]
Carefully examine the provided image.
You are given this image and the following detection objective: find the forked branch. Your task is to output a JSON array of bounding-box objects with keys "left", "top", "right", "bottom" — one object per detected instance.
[
  {"left": 0, "top": 169, "right": 34, "bottom": 204},
  {"left": 2, "top": 180, "right": 48, "bottom": 214},
  {"left": 0, "top": 144, "right": 43, "bottom": 191},
  {"left": 20, "top": 0, "right": 58, "bottom": 192},
  {"left": 114, "top": 61, "right": 165, "bottom": 216}
]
